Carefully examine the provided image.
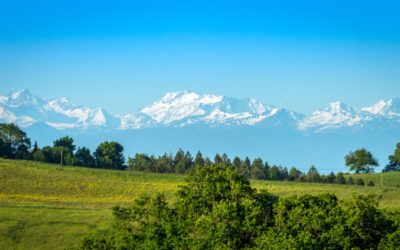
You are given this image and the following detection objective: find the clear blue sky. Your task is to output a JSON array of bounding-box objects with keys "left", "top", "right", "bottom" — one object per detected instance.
[{"left": 0, "top": 0, "right": 399, "bottom": 114}]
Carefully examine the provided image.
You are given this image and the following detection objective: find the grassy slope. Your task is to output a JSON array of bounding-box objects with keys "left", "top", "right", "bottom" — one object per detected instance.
[
  {"left": 0, "top": 159, "right": 183, "bottom": 209},
  {"left": 1, "top": 158, "right": 399, "bottom": 249}
]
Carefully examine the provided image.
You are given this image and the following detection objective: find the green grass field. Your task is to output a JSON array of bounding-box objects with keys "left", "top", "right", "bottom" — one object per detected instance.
[{"left": 1, "top": 158, "right": 399, "bottom": 249}]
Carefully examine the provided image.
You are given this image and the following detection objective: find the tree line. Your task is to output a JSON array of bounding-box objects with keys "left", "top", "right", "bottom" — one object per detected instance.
[
  {"left": 80, "top": 164, "right": 400, "bottom": 249},
  {"left": 128, "top": 151, "right": 376, "bottom": 186},
  {"left": 1, "top": 123, "right": 400, "bottom": 180},
  {"left": 0, "top": 123, "right": 125, "bottom": 170}
]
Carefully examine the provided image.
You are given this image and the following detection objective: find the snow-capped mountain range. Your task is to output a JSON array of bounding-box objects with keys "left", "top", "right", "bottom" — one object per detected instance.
[{"left": 1, "top": 89, "right": 400, "bottom": 132}]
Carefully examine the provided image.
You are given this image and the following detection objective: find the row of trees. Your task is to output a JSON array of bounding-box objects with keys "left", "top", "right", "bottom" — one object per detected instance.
[
  {"left": 128, "top": 151, "right": 374, "bottom": 185},
  {"left": 81, "top": 164, "right": 400, "bottom": 249},
  {"left": 1, "top": 123, "right": 400, "bottom": 175},
  {"left": 31, "top": 137, "right": 126, "bottom": 170},
  {"left": 0, "top": 123, "right": 125, "bottom": 169}
]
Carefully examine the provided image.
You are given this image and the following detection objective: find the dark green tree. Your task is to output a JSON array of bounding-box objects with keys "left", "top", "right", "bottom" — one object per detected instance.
[
  {"left": 383, "top": 143, "right": 400, "bottom": 172},
  {"left": 250, "top": 158, "right": 266, "bottom": 179},
  {"left": 41, "top": 146, "right": 56, "bottom": 163},
  {"left": 31, "top": 141, "right": 39, "bottom": 154},
  {"left": 184, "top": 151, "right": 193, "bottom": 171},
  {"left": 94, "top": 141, "right": 125, "bottom": 169},
  {"left": 0, "top": 123, "right": 31, "bottom": 159},
  {"left": 288, "top": 167, "right": 302, "bottom": 181},
  {"left": 128, "top": 153, "right": 153, "bottom": 171},
  {"left": 0, "top": 138, "right": 12, "bottom": 158},
  {"left": 306, "top": 165, "right": 321, "bottom": 183},
  {"left": 345, "top": 148, "right": 378, "bottom": 173},
  {"left": 52, "top": 136, "right": 76, "bottom": 165},
  {"left": 268, "top": 165, "right": 281, "bottom": 180},
  {"left": 355, "top": 178, "right": 365, "bottom": 186},
  {"left": 326, "top": 172, "right": 336, "bottom": 183},
  {"left": 30, "top": 141, "right": 44, "bottom": 162},
  {"left": 177, "top": 164, "right": 276, "bottom": 249},
  {"left": 156, "top": 153, "right": 173, "bottom": 173},
  {"left": 336, "top": 172, "right": 346, "bottom": 184},
  {"left": 242, "top": 157, "right": 251, "bottom": 178},
  {"left": 256, "top": 194, "right": 393, "bottom": 249},
  {"left": 174, "top": 149, "right": 187, "bottom": 174},
  {"left": 232, "top": 156, "right": 242, "bottom": 173},
  {"left": 256, "top": 194, "right": 347, "bottom": 249},
  {"left": 74, "top": 147, "right": 95, "bottom": 168},
  {"left": 221, "top": 153, "right": 231, "bottom": 166},
  {"left": 214, "top": 153, "right": 222, "bottom": 165},
  {"left": 343, "top": 195, "right": 392, "bottom": 249},
  {"left": 281, "top": 167, "right": 289, "bottom": 180},
  {"left": 194, "top": 151, "right": 204, "bottom": 166},
  {"left": 32, "top": 148, "right": 45, "bottom": 162},
  {"left": 53, "top": 136, "right": 76, "bottom": 153},
  {"left": 204, "top": 157, "right": 212, "bottom": 166},
  {"left": 263, "top": 162, "right": 270, "bottom": 178}
]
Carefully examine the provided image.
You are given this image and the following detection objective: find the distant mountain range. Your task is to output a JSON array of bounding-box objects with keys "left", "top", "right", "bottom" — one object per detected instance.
[
  {"left": 1, "top": 89, "right": 399, "bottom": 131},
  {"left": 1, "top": 89, "right": 399, "bottom": 172}
]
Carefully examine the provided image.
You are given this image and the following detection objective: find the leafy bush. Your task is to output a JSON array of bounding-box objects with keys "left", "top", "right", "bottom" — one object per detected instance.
[
  {"left": 356, "top": 178, "right": 365, "bottom": 186},
  {"left": 336, "top": 172, "right": 346, "bottom": 184},
  {"left": 81, "top": 164, "right": 277, "bottom": 249},
  {"left": 80, "top": 165, "right": 400, "bottom": 250}
]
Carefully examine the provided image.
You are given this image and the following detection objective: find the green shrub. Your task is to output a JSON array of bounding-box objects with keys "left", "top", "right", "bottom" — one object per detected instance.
[
  {"left": 80, "top": 165, "right": 399, "bottom": 250},
  {"left": 356, "top": 178, "right": 365, "bottom": 186}
]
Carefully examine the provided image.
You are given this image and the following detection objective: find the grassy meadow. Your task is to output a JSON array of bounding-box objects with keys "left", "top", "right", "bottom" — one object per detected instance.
[{"left": 1, "top": 158, "right": 399, "bottom": 249}]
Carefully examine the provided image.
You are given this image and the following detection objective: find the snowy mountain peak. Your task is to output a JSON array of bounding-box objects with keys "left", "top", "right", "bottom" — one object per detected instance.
[
  {"left": 6, "top": 89, "right": 43, "bottom": 107},
  {"left": 141, "top": 91, "right": 224, "bottom": 124},
  {"left": 325, "top": 101, "right": 356, "bottom": 114},
  {"left": 0, "top": 89, "right": 121, "bottom": 129},
  {"left": 90, "top": 108, "right": 107, "bottom": 126},
  {"left": 11, "top": 89, "right": 31, "bottom": 99},
  {"left": 159, "top": 91, "right": 223, "bottom": 105},
  {"left": 46, "top": 97, "right": 77, "bottom": 111},
  {"left": 361, "top": 98, "right": 400, "bottom": 117},
  {"left": 138, "top": 91, "right": 283, "bottom": 127},
  {"left": 137, "top": 91, "right": 297, "bottom": 127},
  {"left": 299, "top": 102, "right": 361, "bottom": 131},
  {"left": 362, "top": 99, "right": 387, "bottom": 115},
  {"left": 161, "top": 91, "right": 187, "bottom": 101}
]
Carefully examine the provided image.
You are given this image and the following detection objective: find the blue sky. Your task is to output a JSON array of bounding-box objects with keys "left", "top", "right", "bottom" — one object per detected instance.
[{"left": 0, "top": 0, "right": 399, "bottom": 114}]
